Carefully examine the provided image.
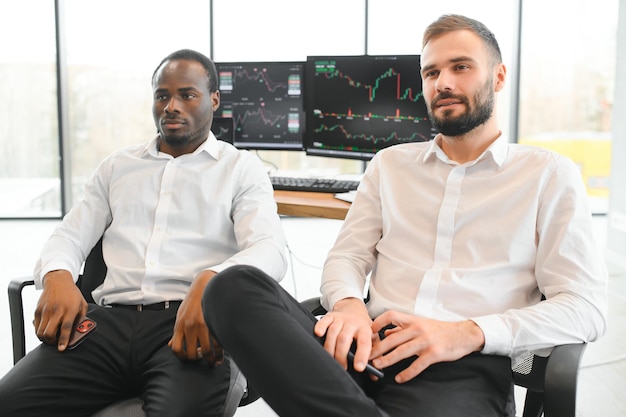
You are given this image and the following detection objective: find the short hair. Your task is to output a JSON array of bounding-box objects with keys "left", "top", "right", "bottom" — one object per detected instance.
[
  {"left": 152, "top": 49, "right": 218, "bottom": 93},
  {"left": 422, "top": 14, "right": 502, "bottom": 65}
]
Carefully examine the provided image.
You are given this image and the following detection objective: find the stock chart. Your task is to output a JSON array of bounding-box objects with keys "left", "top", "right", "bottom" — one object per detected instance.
[
  {"left": 305, "top": 55, "right": 435, "bottom": 160},
  {"left": 216, "top": 62, "right": 304, "bottom": 150}
]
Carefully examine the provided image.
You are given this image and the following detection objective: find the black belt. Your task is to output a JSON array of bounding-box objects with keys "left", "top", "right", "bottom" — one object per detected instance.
[{"left": 110, "top": 301, "right": 182, "bottom": 311}]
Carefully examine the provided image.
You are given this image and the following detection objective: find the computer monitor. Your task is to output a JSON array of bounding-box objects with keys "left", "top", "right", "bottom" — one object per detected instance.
[
  {"left": 215, "top": 61, "right": 305, "bottom": 151},
  {"left": 211, "top": 116, "right": 235, "bottom": 144},
  {"left": 304, "top": 55, "right": 435, "bottom": 160}
]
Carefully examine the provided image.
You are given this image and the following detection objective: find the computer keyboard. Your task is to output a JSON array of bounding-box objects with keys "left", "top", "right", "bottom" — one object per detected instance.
[{"left": 270, "top": 176, "right": 359, "bottom": 193}]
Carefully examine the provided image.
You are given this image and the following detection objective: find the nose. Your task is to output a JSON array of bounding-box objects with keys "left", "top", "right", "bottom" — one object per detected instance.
[
  {"left": 164, "top": 96, "right": 179, "bottom": 113},
  {"left": 434, "top": 69, "right": 454, "bottom": 92}
]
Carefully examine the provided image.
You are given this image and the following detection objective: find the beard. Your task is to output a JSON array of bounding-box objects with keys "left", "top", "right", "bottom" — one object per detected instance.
[
  {"left": 428, "top": 78, "right": 495, "bottom": 137},
  {"left": 156, "top": 118, "right": 211, "bottom": 148},
  {"left": 159, "top": 130, "right": 192, "bottom": 146}
]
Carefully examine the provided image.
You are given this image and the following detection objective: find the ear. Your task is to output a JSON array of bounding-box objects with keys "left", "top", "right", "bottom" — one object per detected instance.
[
  {"left": 494, "top": 63, "right": 506, "bottom": 92},
  {"left": 212, "top": 90, "right": 220, "bottom": 111}
]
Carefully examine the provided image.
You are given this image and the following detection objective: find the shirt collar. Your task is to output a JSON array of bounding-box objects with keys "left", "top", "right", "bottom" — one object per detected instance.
[
  {"left": 422, "top": 132, "right": 509, "bottom": 167},
  {"left": 486, "top": 133, "right": 508, "bottom": 167},
  {"left": 142, "top": 131, "right": 220, "bottom": 159},
  {"left": 423, "top": 134, "right": 446, "bottom": 163}
]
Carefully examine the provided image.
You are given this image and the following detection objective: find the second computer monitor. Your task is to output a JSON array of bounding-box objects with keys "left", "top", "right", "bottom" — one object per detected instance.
[
  {"left": 304, "top": 55, "right": 435, "bottom": 160},
  {"left": 215, "top": 61, "right": 305, "bottom": 151}
]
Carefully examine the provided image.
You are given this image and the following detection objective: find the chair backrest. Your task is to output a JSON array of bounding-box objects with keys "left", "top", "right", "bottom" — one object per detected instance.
[
  {"left": 513, "top": 353, "right": 550, "bottom": 417},
  {"left": 513, "top": 353, "right": 548, "bottom": 391},
  {"left": 513, "top": 343, "right": 586, "bottom": 417},
  {"left": 77, "top": 237, "right": 107, "bottom": 303}
]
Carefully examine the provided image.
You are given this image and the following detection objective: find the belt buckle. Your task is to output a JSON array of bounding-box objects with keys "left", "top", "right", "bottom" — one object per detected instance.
[{"left": 137, "top": 304, "right": 143, "bottom": 312}]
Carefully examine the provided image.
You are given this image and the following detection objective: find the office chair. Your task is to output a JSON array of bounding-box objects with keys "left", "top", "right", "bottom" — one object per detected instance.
[
  {"left": 300, "top": 298, "right": 587, "bottom": 417},
  {"left": 8, "top": 238, "right": 258, "bottom": 417}
]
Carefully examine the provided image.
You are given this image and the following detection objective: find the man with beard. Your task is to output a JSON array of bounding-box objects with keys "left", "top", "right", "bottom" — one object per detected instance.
[
  {"left": 0, "top": 49, "right": 287, "bottom": 416},
  {"left": 200, "top": 14, "right": 608, "bottom": 417}
]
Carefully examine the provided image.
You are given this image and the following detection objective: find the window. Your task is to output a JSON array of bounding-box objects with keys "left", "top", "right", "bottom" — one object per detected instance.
[
  {"left": 1, "top": 0, "right": 618, "bottom": 218},
  {"left": 63, "top": 0, "right": 212, "bottom": 204},
  {"left": 518, "top": 0, "right": 618, "bottom": 213},
  {"left": 0, "top": 1, "right": 59, "bottom": 217}
]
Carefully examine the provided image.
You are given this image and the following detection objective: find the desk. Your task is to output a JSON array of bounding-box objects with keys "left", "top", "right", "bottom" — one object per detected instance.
[{"left": 274, "top": 190, "right": 351, "bottom": 220}]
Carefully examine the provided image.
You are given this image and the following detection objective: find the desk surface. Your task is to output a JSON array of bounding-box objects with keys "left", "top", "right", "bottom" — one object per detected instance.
[{"left": 274, "top": 190, "right": 351, "bottom": 220}]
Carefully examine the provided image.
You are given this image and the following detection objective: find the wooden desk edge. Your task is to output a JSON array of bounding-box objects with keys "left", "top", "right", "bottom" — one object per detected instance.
[{"left": 274, "top": 190, "right": 351, "bottom": 220}]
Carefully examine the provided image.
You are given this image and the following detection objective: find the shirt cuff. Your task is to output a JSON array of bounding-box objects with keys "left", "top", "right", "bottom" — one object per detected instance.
[
  {"left": 33, "top": 261, "right": 77, "bottom": 289},
  {"left": 471, "top": 314, "right": 513, "bottom": 356},
  {"left": 322, "top": 287, "right": 366, "bottom": 312}
]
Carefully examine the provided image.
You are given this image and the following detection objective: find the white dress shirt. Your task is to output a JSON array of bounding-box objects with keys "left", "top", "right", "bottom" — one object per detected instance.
[
  {"left": 34, "top": 133, "right": 287, "bottom": 305},
  {"left": 321, "top": 134, "right": 608, "bottom": 364}
]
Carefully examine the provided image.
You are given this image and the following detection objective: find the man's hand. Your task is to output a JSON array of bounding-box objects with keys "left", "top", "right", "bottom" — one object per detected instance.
[
  {"left": 169, "top": 270, "right": 223, "bottom": 366},
  {"left": 34, "top": 270, "right": 87, "bottom": 351},
  {"left": 313, "top": 297, "right": 374, "bottom": 373},
  {"left": 370, "top": 310, "right": 485, "bottom": 383}
]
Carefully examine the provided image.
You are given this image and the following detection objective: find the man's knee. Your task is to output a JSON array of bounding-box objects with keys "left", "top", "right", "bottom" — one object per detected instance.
[
  {"left": 202, "top": 265, "right": 268, "bottom": 329},
  {"left": 204, "top": 264, "right": 269, "bottom": 306}
]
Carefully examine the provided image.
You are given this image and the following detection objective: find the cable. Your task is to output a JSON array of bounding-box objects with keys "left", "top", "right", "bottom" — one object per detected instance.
[
  {"left": 254, "top": 150, "right": 279, "bottom": 172},
  {"left": 286, "top": 242, "right": 325, "bottom": 270},
  {"left": 285, "top": 241, "right": 298, "bottom": 299},
  {"left": 284, "top": 240, "right": 325, "bottom": 300}
]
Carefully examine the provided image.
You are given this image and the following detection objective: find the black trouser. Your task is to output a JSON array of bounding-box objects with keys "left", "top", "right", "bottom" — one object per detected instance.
[
  {"left": 203, "top": 265, "right": 515, "bottom": 417},
  {"left": 0, "top": 303, "right": 233, "bottom": 417}
]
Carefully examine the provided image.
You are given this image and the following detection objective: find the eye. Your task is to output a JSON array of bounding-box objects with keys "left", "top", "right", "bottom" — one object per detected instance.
[
  {"left": 182, "top": 93, "right": 197, "bottom": 100},
  {"left": 455, "top": 64, "right": 470, "bottom": 71},
  {"left": 423, "top": 70, "right": 438, "bottom": 78},
  {"left": 155, "top": 94, "right": 168, "bottom": 101}
]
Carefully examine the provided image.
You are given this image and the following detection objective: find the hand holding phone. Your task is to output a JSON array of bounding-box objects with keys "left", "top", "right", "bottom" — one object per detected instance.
[
  {"left": 67, "top": 316, "right": 97, "bottom": 349},
  {"left": 314, "top": 313, "right": 384, "bottom": 378},
  {"left": 348, "top": 351, "right": 384, "bottom": 378}
]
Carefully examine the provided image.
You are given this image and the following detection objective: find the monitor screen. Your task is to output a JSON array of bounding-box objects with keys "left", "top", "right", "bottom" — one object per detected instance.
[
  {"left": 211, "top": 116, "right": 235, "bottom": 144},
  {"left": 215, "top": 61, "right": 305, "bottom": 151},
  {"left": 304, "top": 55, "right": 435, "bottom": 160}
]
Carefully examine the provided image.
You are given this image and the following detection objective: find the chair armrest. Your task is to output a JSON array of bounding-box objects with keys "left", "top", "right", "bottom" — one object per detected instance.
[
  {"left": 300, "top": 297, "right": 327, "bottom": 316},
  {"left": 8, "top": 276, "right": 35, "bottom": 365},
  {"left": 543, "top": 342, "right": 586, "bottom": 417}
]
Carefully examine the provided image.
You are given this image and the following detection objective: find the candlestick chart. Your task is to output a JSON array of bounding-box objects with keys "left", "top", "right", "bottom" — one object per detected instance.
[{"left": 304, "top": 55, "right": 435, "bottom": 160}]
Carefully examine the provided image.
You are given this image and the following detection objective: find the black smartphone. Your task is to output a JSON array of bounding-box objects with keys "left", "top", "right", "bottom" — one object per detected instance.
[
  {"left": 348, "top": 351, "right": 384, "bottom": 378},
  {"left": 67, "top": 316, "right": 97, "bottom": 349}
]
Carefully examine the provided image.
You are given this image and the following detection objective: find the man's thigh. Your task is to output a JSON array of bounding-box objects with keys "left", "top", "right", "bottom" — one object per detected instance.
[
  {"left": 139, "top": 343, "right": 234, "bottom": 417},
  {"left": 0, "top": 306, "right": 137, "bottom": 417},
  {"left": 367, "top": 354, "right": 514, "bottom": 417}
]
